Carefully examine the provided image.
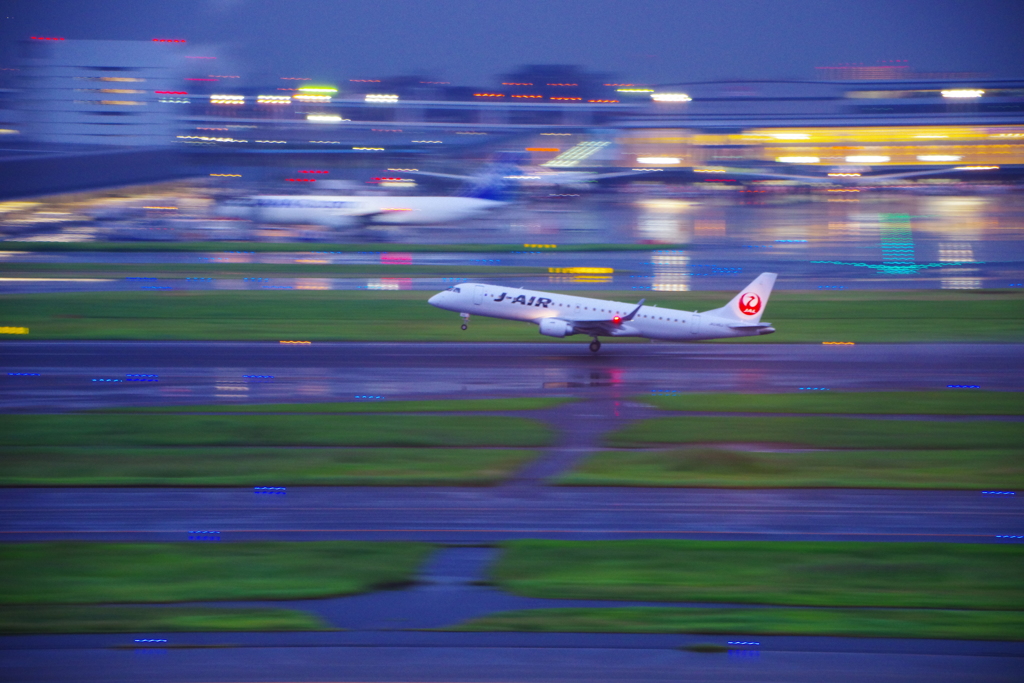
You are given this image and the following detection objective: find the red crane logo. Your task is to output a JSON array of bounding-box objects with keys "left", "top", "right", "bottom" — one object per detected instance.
[{"left": 739, "top": 292, "right": 762, "bottom": 315}]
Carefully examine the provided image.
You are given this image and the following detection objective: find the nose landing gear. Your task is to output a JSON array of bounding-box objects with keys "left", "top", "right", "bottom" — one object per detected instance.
[
  {"left": 460, "top": 313, "right": 470, "bottom": 331},
  {"left": 589, "top": 338, "right": 601, "bottom": 353}
]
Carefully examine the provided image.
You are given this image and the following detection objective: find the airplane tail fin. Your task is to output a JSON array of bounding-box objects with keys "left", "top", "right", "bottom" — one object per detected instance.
[
  {"left": 703, "top": 272, "right": 777, "bottom": 323},
  {"left": 458, "top": 151, "right": 524, "bottom": 202}
]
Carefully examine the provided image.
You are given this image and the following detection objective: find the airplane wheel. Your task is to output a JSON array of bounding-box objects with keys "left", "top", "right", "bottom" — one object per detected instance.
[
  {"left": 461, "top": 324, "right": 468, "bottom": 331},
  {"left": 589, "top": 340, "right": 601, "bottom": 353}
]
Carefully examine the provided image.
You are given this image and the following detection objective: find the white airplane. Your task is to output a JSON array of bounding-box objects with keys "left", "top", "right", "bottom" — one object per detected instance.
[
  {"left": 216, "top": 193, "right": 503, "bottom": 227},
  {"left": 216, "top": 167, "right": 512, "bottom": 228},
  {"left": 428, "top": 273, "right": 778, "bottom": 352}
]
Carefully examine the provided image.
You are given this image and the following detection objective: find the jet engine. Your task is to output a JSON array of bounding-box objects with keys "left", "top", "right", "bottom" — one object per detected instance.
[{"left": 538, "top": 318, "right": 574, "bottom": 338}]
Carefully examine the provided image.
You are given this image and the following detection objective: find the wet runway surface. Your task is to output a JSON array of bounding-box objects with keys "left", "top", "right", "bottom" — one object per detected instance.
[
  {"left": 5, "top": 635, "right": 1021, "bottom": 683},
  {"left": 2, "top": 341, "right": 1021, "bottom": 410},
  {"left": 3, "top": 339, "right": 1023, "bottom": 682},
  {"left": 3, "top": 485, "right": 1021, "bottom": 543}
]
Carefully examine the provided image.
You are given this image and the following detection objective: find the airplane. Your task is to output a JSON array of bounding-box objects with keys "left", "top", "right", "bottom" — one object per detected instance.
[
  {"left": 404, "top": 149, "right": 665, "bottom": 191},
  {"left": 408, "top": 166, "right": 664, "bottom": 190},
  {"left": 215, "top": 168, "right": 512, "bottom": 228},
  {"left": 428, "top": 272, "right": 777, "bottom": 352}
]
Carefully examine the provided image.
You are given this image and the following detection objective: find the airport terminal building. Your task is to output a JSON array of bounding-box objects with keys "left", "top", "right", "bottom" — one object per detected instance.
[{"left": 1, "top": 40, "right": 1022, "bottom": 198}]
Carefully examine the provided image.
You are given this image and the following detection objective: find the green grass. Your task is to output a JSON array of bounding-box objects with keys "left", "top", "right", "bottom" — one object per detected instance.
[
  {"left": 0, "top": 542, "right": 432, "bottom": 604},
  {"left": 491, "top": 540, "right": 1024, "bottom": 609},
  {"left": 606, "top": 416, "right": 1024, "bottom": 449},
  {"left": 452, "top": 606, "right": 1024, "bottom": 641},
  {"left": 99, "top": 397, "right": 574, "bottom": 413},
  {"left": 1, "top": 289, "right": 1021, "bottom": 341},
  {"left": 1, "top": 241, "right": 682, "bottom": 253},
  {"left": 556, "top": 447, "right": 1024, "bottom": 489},
  {"left": 642, "top": 391, "right": 1024, "bottom": 415},
  {"left": 0, "top": 413, "right": 553, "bottom": 448},
  {"left": 0, "top": 605, "right": 332, "bottom": 634},
  {"left": 0, "top": 447, "right": 540, "bottom": 486}
]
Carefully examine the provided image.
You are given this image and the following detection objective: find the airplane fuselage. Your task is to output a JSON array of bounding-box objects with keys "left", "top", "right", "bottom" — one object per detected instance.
[
  {"left": 218, "top": 195, "right": 503, "bottom": 227},
  {"left": 428, "top": 282, "right": 774, "bottom": 342}
]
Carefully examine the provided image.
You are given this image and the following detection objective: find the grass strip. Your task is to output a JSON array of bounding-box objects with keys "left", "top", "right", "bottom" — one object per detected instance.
[
  {"left": 491, "top": 540, "right": 1024, "bottom": 609},
  {"left": 1, "top": 290, "right": 1021, "bottom": 341},
  {"left": 452, "top": 607, "right": 1024, "bottom": 641},
  {"left": 0, "top": 542, "right": 432, "bottom": 604},
  {"left": 1, "top": 242, "right": 682, "bottom": 253},
  {"left": 556, "top": 447, "right": 1024, "bottom": 489},
  {"left": 99, "top": 397, "right": 575, "bottom": 413},
  {"left": 0, "top": 605, "right": 332, "bottom": 634},
  {"left": 642, "top": 391, "right": 1024, "bottom": 416},
  {"left": 606, "top": 416, "right": 1024, "bottom": 449},
  {"left": 0, "top": 414, "right": 554, "bottom": 448},
  {"left": 0, "top": 447, "right": 540, "bottom": 486}
]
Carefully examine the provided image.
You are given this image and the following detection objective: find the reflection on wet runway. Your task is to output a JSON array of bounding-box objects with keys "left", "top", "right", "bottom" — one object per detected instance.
[
  {"left": 2, "top": 342, "right": 1020, "bottom": 411},
  {"left": 2, "top": 193, "right": 1022, "bottom": 292}
]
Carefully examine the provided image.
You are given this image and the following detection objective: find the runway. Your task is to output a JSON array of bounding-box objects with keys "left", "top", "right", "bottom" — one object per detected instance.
[
  {"left": 2, "top": 485, "right": 1021, "bottom": 543},
  {"left": 3, "top": 341, "right": 1022, "bottom": 410},
  {"left": 3, "top": 340, "right": 1022, "bottom": 682}
]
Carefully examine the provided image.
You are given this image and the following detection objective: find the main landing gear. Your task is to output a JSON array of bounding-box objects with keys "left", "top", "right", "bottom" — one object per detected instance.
[
  {"left": 460, "top": 313, "right": 470, "bottom": 331},
  {"left": 589, "top": 338, "right": 601, "bottom": 353}
]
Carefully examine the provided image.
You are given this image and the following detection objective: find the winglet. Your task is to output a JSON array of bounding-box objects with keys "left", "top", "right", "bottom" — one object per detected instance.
[{"left": 621, "top": 298, "right": 646, "bottom": 322}]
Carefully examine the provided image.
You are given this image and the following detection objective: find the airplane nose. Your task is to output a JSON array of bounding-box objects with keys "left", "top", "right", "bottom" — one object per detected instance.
[{"left": 428, "top": 293, "right": 441, "bottom": 306}]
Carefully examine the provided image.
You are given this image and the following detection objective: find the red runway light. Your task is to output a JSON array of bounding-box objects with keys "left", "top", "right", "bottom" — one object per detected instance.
[
  {"left": 153, "top": 39, "right": 186, "bottom": 43},
  {"left": 30, "top": 36, "right": 64, "bottom": 41}
]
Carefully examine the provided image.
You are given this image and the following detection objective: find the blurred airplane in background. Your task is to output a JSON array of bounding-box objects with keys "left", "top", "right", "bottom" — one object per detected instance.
[
  {"left": 429, "top": 273, "right": 778, "bottom": 352},
  {"left": 215, "top": 169, "right": 512, "bottom": 227}
]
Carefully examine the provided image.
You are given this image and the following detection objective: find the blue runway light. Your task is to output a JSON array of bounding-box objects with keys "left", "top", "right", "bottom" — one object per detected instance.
[
  {"left": 243, "top": 375, "right": 274, "bottom": 379},
  {"left": 947, "top": 385, "right": 981, "bottom": 389},
  {"left": 355, "top": 395, "right": 385, "bottom": 400},
  {"left": 995, "top": 535, "right": 1023, "bottom": 539},
  {"left": 254, "top": 487, "right": 286, "bottom": 495},
  {"left": 91, "top": 378, "right": 123, "bottom": 382},
  {"left": 188, "top": 530, "right": 221, "bottom": 541},
  {"left": 126, "top": 374, "right": 158, "bottom": 382},
  {"left": 817, "top": 285, "right": 846, "bottom": 289},
  {"left": 799, "top": 387, "right": 830, "bottom": 391},
  {"left": 135, "top": 639, "right": 167, "bottom": 643},
  {"left": 983, "top": 491, "right": 1016, "bottom": 495},
  {"left": 728, "top": 641, "right": 760, "bottom": 645},
  {"left": 8, "top": 372, "right": 40, "bottom": 376},
  {"left": 651, "top": 389, "right": 679, "bottom": 395}
]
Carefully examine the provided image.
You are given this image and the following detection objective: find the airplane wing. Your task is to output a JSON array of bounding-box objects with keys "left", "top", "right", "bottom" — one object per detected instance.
[
  {"left": 402, "top": 171, "right": 476, "bottom": 181},
  {"left": 719, "top": 166, "right": 961, "bottom": 184},
  {"left": 577, "top": 169, "right": 665, "bottom": 181},
  {"left": 557, "top": 299, "right": 646, "bottom": 330}
]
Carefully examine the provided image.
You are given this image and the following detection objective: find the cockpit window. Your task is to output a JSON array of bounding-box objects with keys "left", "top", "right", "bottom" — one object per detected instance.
[{"left": 445, "top": 287, "right": 461, "bottom": 293}]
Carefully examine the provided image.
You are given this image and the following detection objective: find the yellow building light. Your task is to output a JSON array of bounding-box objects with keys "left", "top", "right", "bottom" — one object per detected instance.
[{"left": 777, "top": 157, "right": 820, "bottom": 163}]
